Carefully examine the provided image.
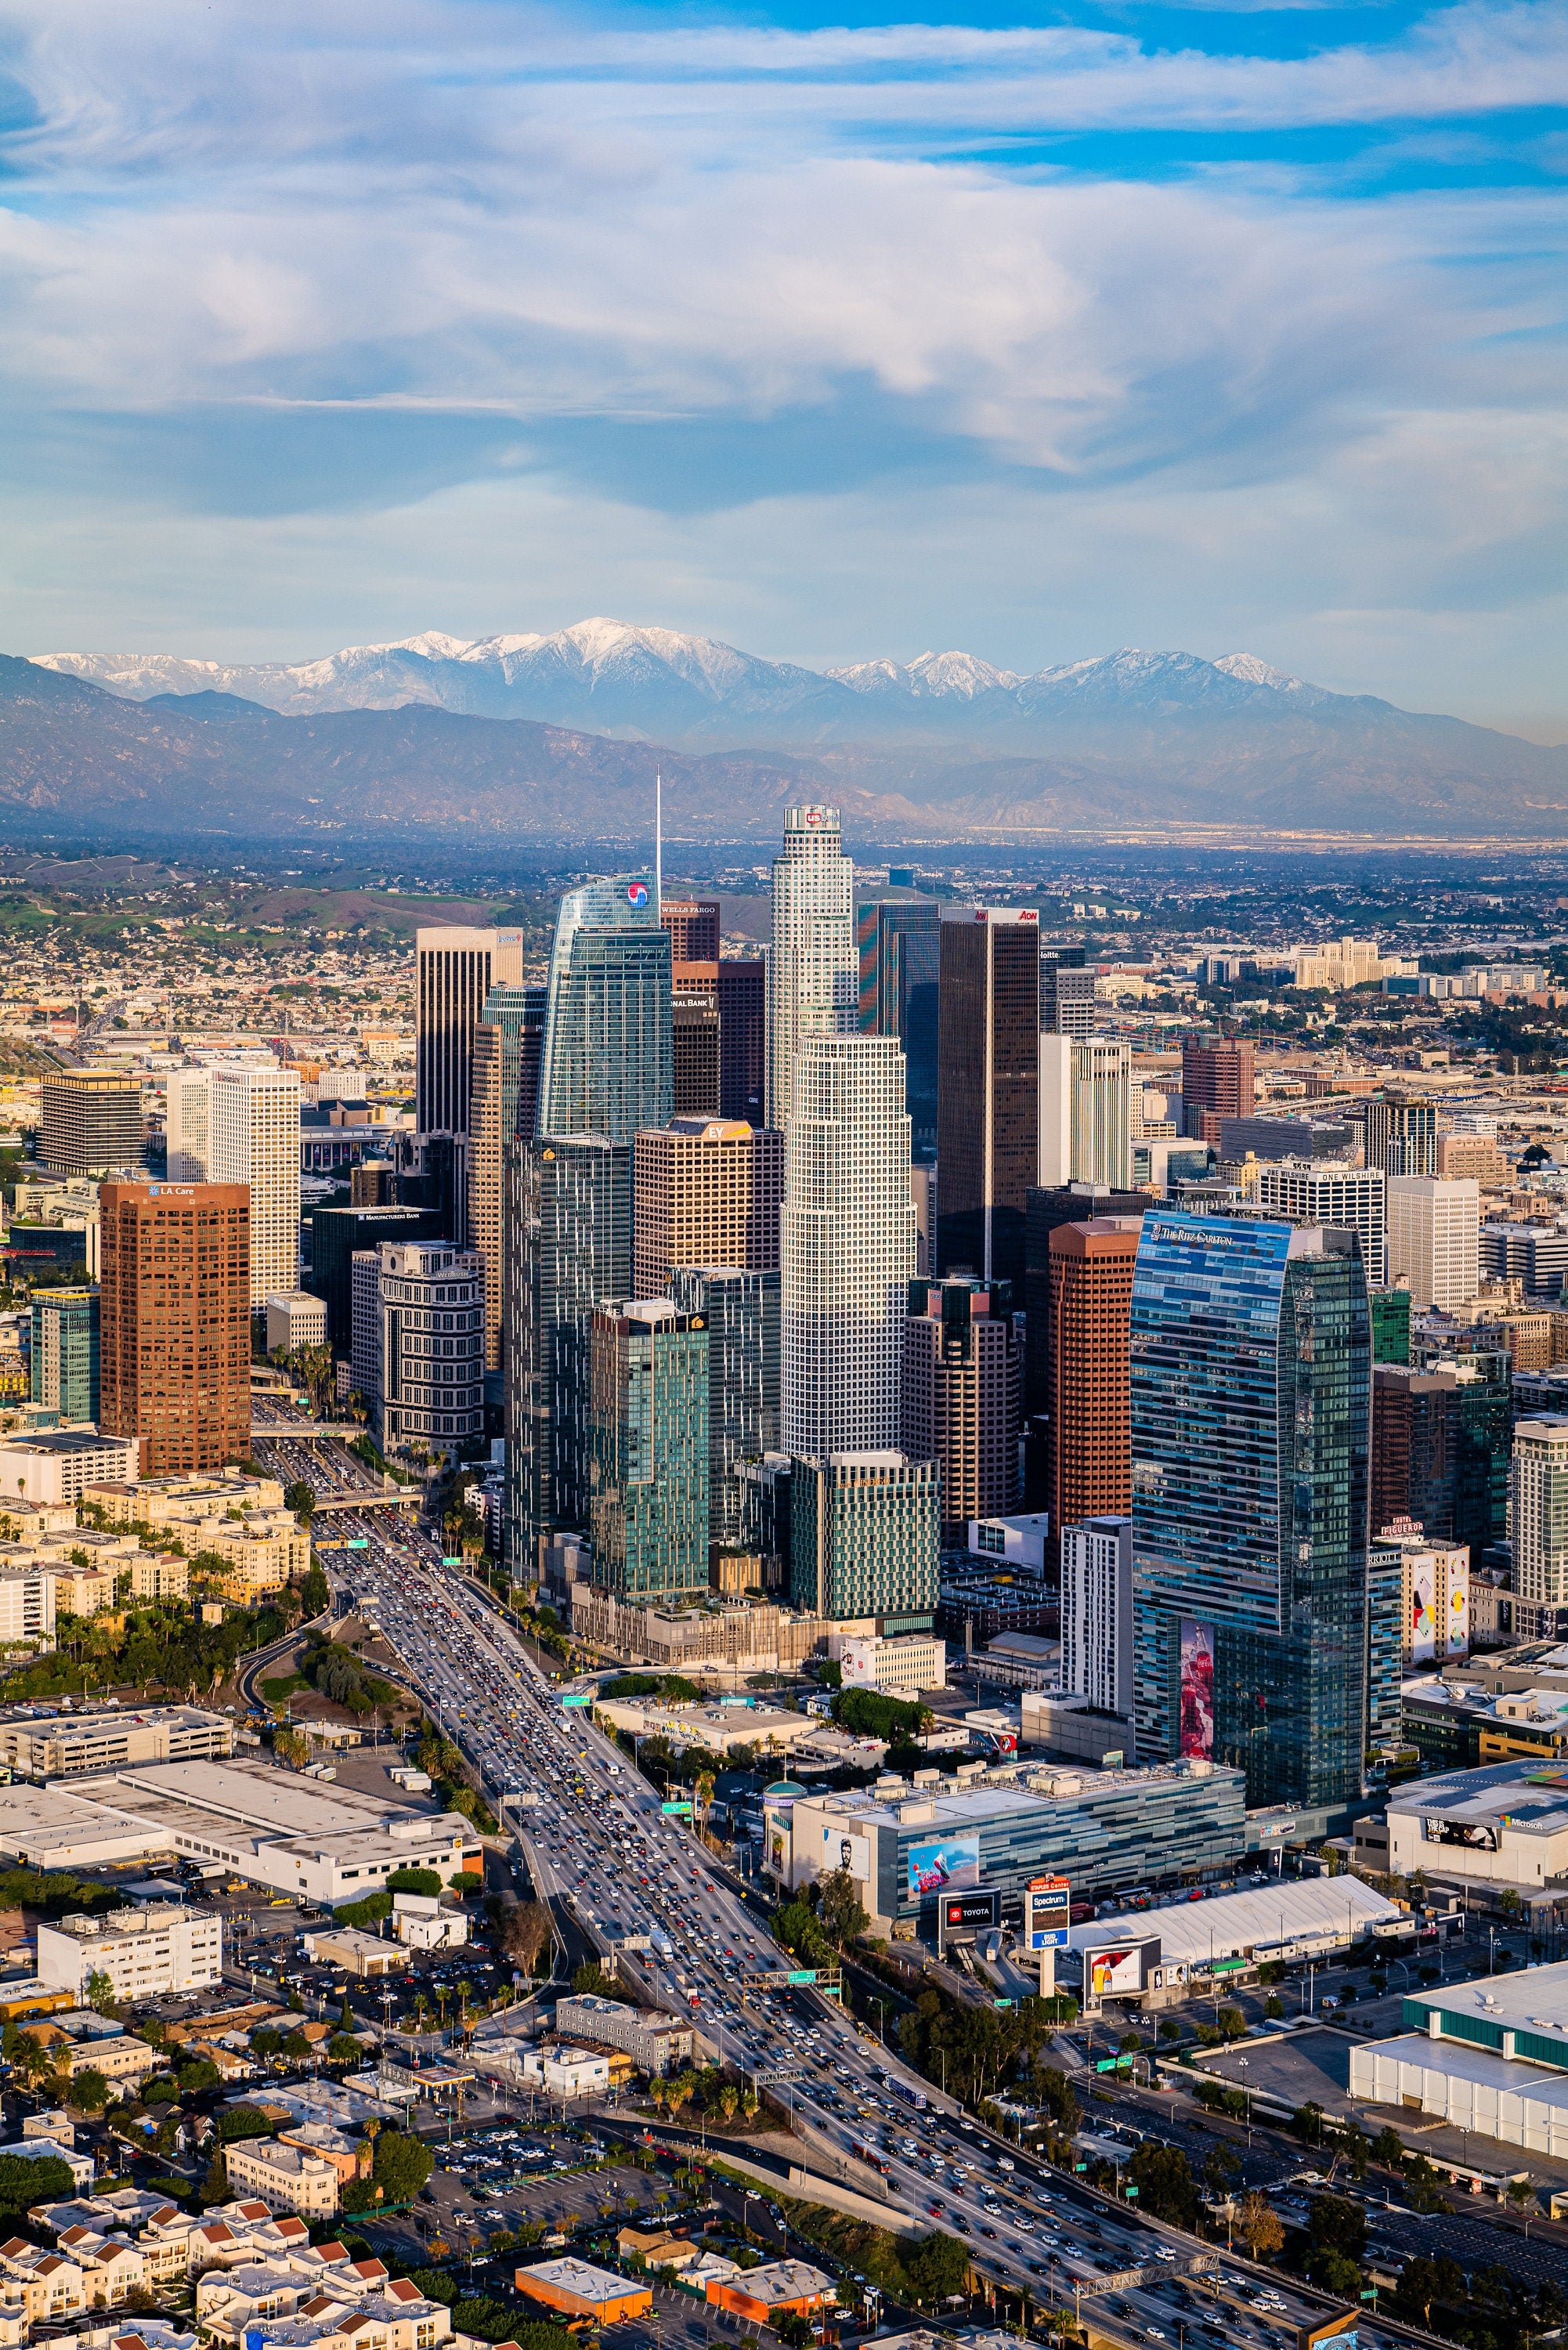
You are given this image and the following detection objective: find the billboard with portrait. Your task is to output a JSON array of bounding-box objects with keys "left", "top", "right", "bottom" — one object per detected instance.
[
  {"left": 1179, "top": 1618, "right": 1214, "bottom": 1759},
  {"left": 908, "top": 1834, "right": 980, "bottom": 1901},
  {"left": 1411, "top": 1556, "right": 1438, "bottom": 1664}
]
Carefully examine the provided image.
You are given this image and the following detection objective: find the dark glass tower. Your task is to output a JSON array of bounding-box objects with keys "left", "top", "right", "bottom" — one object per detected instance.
[
  {"left": 668, "top": 1265, "right": 781, "bottom": 1556},
  {"left": 1131, "top": 1206, "right": 1371, "bottom": 1813},
  {"left": 935, "top": 909, "right": 1039, "bottom": 1289},
  {"left": 504, "top": 1134, "right": 630, "bottom": 1571},
  {"left": 858, "top": 896, "right": 941, "bottom": 1159}
]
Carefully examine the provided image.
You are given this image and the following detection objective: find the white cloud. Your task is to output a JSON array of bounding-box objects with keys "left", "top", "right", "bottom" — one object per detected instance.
[{"left": 0, "top": 0, "right": 1562, "bottom": 723}]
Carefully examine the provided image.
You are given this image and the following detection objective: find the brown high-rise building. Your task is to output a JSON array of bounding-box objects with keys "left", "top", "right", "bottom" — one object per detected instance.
[
  {"left": 99, "top": 1182, "right": 251, "bottom": 1473},
  {"left": 633, "top": 1119, "right": 783, "bottom": 1299},
  {"left": 901, "top": 1277, "right": 1021, "bottom": 1539},
  {"left": 1180, "top": 1035, "right": 1255, "bottom": 1141},
  {"left": 1046, "top": 1217, "right": 1141, "bottom": 1549},
  {"left": 936, "top": 909, "right": 1040, "bottom": 1289},
  {"left": 717, "top": 960, "right": 766, "bottom": 1124},
  {"left": 661, "top": 898, "right": 721, "bottom": 967},
  {"left": 672, "top": 993, "right": 721, "bottom": 1116}
]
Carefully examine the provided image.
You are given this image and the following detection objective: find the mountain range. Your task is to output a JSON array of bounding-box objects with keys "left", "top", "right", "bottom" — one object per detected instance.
[{"left": 9, "top": 619, "right": 1568, "bottom": 844}]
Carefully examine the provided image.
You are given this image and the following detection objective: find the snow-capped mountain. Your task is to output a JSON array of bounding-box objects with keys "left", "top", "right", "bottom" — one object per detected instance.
[{"left": 34, "top": 620, "right": 1357, "bottom": 747}]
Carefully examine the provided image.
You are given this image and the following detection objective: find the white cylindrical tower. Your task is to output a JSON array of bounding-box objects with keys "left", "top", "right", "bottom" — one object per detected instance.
[
  {"left": 781, "top": 1032, "right": 915, "bottom": 1458},
  {"left": 768, "top": 803, "right": 855, "bottom": 1133}
]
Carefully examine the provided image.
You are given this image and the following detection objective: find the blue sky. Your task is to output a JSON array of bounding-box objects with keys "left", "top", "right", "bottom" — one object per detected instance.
[{"left": 1, "top": 0, "right": 1565, "bottom": 731}]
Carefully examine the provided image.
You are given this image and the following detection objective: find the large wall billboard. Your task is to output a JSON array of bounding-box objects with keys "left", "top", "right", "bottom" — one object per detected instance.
[
  {"left": 908, "top": 1833, "right": 980, "bottom": 1901},
  {"left": 1447, "top": 1564, "right": 1469, "bottom": 1658},
  {"left": 1085, "top": 1940, "right": 1156, "bottom": 2001},
  {"left": 1179, "top": 1618, "right": 1214, "bottom": 1759},
  {"left": 1411, "top": 1557, "right": 1438, "bottom": 1665}
]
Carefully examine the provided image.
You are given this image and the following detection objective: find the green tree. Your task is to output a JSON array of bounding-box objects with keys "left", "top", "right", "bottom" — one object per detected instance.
[
  {"left": 1127, "top": 2141, "right": 1199, "bottom": 2231},
  {"left": 372, "top": 2128, "right": 434, "bottom": 2204},
  {"left": 901, "top": 2231, "right": 970, "bottom": 2305},
  {"left": 84, "top": 1967, "right": 118, "bottom": 2016},
  {"left": 1309, "top": 2246, "right": 1364, "bottom": 2298},
  {"left": 815, "top": 1865, "right": 869, "bottom": 1948},
  {"left": 1309, "top": 2193, "right": 1366, "bottom": 2264},
  {"left": 68, "top": 2066, "right": 110, "bottom": 2115},
  {"left": 217, "top": 2104, "right": 276, "bottom": 2142},
  {"left": 0, "top": 2152, "right": 74, "bottom": 2217}
]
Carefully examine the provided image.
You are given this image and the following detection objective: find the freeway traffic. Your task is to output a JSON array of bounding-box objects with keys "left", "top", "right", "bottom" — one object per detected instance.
[{"left": 291, "top": 1466, "right": 1418, "bottom": 2350}]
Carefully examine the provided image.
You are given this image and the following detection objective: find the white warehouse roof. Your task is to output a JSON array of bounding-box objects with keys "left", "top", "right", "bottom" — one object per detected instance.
[{"left": 1071, "top": 1874, "right": 1399, "bottom": 1967}]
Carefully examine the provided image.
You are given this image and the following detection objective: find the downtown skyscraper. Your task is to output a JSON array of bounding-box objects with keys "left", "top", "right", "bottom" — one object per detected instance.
[
  {"left": 768, "top": 804, "right": 855, "bottom": 1132},
  {"left": 935, "top": 906, "right": 1039, "bottom": 1289},
  {"left": 781, "top": 1033, "right": 915, "bottom": 1458},
  {"left": 1130, "top": 1206, "right": 1371, "bottom": 1813},
  {"left": 505, "top": 877, "right": 670, "bottom": 1569}
]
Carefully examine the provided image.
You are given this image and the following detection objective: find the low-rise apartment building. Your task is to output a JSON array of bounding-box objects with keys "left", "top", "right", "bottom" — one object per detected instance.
[
  {"left": 553, "top": 1994, "right": 692, "bottom": 2076},
  {"left": 220, "top": 2142, "right": 339, "bottom": 2220}
]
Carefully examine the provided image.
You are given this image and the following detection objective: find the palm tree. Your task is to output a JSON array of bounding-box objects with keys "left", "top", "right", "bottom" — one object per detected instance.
[
  {"left": 694, "top": 1770, "right": 716, "bottom": 1847},
  {"left": 411, "top": 1994, "right": 429, "bottom": 2037}
]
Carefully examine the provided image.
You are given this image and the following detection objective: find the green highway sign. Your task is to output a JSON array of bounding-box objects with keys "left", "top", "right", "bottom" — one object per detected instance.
[
  {"left": 662, "top": 1800, "right": 694, "bottom": 1816},
  {"left": 443, "top": 1555, "right": 462, "bottom": 1565},
  {"left": 787, "top": 1969, "right": 818, "bottom": 1986}
]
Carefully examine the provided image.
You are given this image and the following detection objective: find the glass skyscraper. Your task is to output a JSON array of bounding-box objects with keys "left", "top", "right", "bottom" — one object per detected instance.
[
  {"left": 537, "top": 877, "right": 672, "bottom": 1145},
  {"left": 588, "top": 1300, "right": 710, "bottom": 1602},
  {"left": 1131, "top": 1206, "right": 1371, "bottom": 1813},
  {"left": 857, "top": 896, "right": 941, "bottom": 1159},
  {"left": 504, "top": 1134, "right": 630, "bottom": 1568},
  {"left": 30, "top": 1286, "right": 99, "bottom": 1423},
  {"left": 668, "top": 1265, "right": 780, "bottom": 1553},
  {"left": 789, "top": 1452, "right": 941, "bottom": 1625}
]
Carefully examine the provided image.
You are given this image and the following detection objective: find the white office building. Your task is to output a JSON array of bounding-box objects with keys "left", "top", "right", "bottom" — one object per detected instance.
[
  {"left": 781, "top": 1035, "right": 915, "bottom": 1457},
  {"left": 1386, "top": 1175, "right": 1479, "bottom": 1310},
  {"left": 1511, "top": 1417, "right": 1568, "bottom": 1611},
  {"left": 168, "top": 1063, "right": 302, "bottom": 1307},
  {"left": 1039, "top": 1036, "right": 1132, "bottom": 1190},
  {"left": 1060, "top": 1516, "right": 1133, "bottom": 1716},
  {"left": 37, "top": 1903, "right": 222, "bottom": 2000},
  {"left": 768, "top": 804, "right": 855, "bottom": 1132},
  {"left": 1254, "top": 1159, "right": 1387, "bottom": 1289}
]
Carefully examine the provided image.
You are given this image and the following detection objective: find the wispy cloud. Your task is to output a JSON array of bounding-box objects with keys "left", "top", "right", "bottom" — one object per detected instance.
[{"left": 0, "top": 0, "right": 1562, "bottom": 722}]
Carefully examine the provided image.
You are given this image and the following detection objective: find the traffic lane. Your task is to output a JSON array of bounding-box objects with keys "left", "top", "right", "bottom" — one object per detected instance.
[{"left": 350, "top": 1553, "right": 1362, "bottom": 2337}]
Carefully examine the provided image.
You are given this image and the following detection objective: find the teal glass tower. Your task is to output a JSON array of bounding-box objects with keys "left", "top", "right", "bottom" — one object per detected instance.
[
  {"left": 538, "top": 877, "right": 672, "bottom": 1145},
  {"left": 668, "top": 1265, "right": 780, "bottom": 1553},
  {"left": 1131, "top": 1206, "right": 1371, "bottom": 1813},
  {"left": 588, "top": 1301, "right": 710, "bottom": 1601},
  {"left": 30, "top": 1286, "right": 99, "bottom": 1422}
]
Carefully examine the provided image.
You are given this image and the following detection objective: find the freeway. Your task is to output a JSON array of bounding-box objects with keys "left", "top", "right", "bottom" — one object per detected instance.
[{"left": 309, "top": 1501, "right": 1426, "bottom": 2350}]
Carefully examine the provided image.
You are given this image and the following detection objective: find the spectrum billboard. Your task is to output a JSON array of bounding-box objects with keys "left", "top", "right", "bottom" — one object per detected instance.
[{"left": 1026, "top": 1875, "right": 1071, "bottom": 1951}]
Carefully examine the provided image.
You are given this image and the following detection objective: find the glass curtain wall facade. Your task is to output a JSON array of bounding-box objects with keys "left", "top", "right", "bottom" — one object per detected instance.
[
  {"left": 858, "top": 898, "right": 941, "bottom": 1159},
  {"left": 537, "top": 879, "right": 671, "bottom": 1145},
  {"left": 936, "top": 910, "right": 1040, "bottom": 1289},
  {"left": 504, "top": 1134, "right": 630, "bottom": 1568},
  {"left": 668, "top": 1265, "right": 780, "bottom": 1553},
  {"left": 789, "top": 1452, "right": 941, "bottom": 1623},
  {"left": 588, "top": 1303, "right": 710, "bottom": 1601},
  {"left": 1131, "top": 1207, "right": 1371, "bottom": 1812}
]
